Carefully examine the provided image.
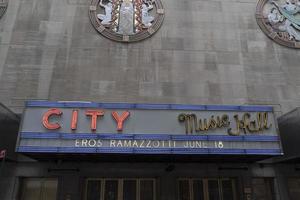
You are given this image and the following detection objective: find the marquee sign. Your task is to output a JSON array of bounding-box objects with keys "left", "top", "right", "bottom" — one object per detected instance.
[{"left": 16, "top": 101, "right": 283, "bottom": 156}]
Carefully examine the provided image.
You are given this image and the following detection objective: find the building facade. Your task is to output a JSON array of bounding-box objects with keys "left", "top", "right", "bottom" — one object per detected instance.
[{"left": 1, "top": 0, "right": 300, "bottom": 199}]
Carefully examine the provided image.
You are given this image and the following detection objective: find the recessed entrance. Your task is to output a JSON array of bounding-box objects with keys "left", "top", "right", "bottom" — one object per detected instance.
[
  {"left": 178, "top": 178, "right": 237, "bottom": 200},
  {"left": 85, "top": 178, "right": 156, "bottom": 200}
]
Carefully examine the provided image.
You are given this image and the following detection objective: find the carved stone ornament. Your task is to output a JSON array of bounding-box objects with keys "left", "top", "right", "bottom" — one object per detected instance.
[
  {"left": 0, "top": 0, "right": 8, "bottom": 20},
  {"left": 89, "top": 0, "right": 164, "bottom": 42},
  {"left": 256, "top": 0, "right": 300, "bottom": 48}
]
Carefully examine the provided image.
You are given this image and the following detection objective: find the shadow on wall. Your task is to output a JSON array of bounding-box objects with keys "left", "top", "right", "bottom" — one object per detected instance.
[{"left": 0, "top": 103, "right": 20, "bottom": 161}]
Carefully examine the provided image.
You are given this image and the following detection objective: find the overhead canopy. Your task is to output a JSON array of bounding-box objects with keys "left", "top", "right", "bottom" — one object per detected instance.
[{"left": 15, "top": 101, "right": 283, "bottom": 162}]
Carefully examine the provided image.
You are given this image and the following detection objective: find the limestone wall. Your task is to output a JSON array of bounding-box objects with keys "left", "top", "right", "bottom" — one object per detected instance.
[{"left": 0, "top": 0, "right": 299, "bottom": 114}]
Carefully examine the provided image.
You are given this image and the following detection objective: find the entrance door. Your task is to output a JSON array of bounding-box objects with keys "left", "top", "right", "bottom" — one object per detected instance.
[
  {"left": 178, "top": 178, "right": 237, "bottom": 200},
  {"left": 85, "top": 178, "right": 156, "bottom": 200}
]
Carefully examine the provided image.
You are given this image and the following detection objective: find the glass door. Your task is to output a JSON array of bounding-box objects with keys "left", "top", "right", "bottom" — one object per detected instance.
[{"left": 207, "top": 179, "right": 220, "bottom": 200}]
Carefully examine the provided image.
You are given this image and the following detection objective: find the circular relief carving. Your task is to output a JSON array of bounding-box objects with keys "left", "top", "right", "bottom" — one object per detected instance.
[
  {"left": 89, "top": 0, "right": 164, "bottom": 42},
  {"left": 0, "top": 0, "right": 8, "bottom": 20},
  {"left": 256, "top": 0, "right": 300, "bottom": 48}
]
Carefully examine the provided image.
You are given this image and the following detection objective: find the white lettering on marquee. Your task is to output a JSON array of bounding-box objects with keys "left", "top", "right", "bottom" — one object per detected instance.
[{"left": 74, "top": 139, "right": 224, "bottom": 149}]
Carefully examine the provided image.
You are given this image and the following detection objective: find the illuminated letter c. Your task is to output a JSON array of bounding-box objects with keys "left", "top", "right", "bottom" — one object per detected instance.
[{"left": 42, "top": 108, "right": 62, "bottom": 130}]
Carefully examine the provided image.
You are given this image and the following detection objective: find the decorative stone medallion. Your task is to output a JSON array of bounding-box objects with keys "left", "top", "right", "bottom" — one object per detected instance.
[
  {"left": 256, "top": 0, "right": 300, "bottom": 48},
  {"left": 89, "top": 0, "right": 164, "bottom": 42},
  {"left": 0, "top": 0, "right": 8, "bottom": 20}
]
